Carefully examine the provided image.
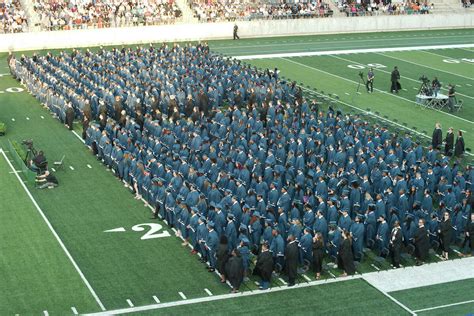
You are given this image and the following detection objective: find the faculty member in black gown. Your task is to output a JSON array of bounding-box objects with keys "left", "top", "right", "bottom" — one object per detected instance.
[
  {"left": 312, "top": 232, "right": 324, "bottom": 279},
  {"left": 414, "top": 219, "right": 430, "bottom": 265},
  {"left": 255, "top": 242, "right": 273, "bottom": 290},
  {"left": 438, "top": 212, "right": 453, "bottom": 260},
  {"left": 285, "top": 235, "right": 299, "bottom": 286},
  {"left": 338, "top": 230, "right": 355, "bottom": 276},
  {"left": 225, "top": 249, "right": 244, "bottom": 293}
]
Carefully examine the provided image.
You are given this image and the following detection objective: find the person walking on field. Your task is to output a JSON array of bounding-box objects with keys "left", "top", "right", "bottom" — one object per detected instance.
[{"left": 233, "top": 24, "right": 240, "bottom": 40}]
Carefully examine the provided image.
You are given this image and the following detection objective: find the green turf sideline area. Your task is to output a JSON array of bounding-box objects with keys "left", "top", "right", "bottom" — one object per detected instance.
[
  {"left": 0, "top": 58, "right": 229, "bottom": 313},
  {"left": 0, "top": 149, "right": 101, "bottom": 315},
  {"left": 389, "top": 278, "right": 474, "bottom": 315},
  {"left": 85, "top": 278, "right": 409, "bottom": 316}
]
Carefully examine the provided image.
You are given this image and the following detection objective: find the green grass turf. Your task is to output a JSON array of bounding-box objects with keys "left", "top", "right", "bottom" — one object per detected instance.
[
  {"left": 0, "top": 151, "right": 101, "bottom": 315},
  {"left": 135, "top": 279, "right": 409, "bottom": 316},
  {"left": 0, "top": 29, "right": 473, "bottom": 314},
  {"left": 247, "top": 53, "right": 474, "bottom": 150},
  {"left": 0, "top": 63, "right": 230, "bottom": 313},
  {"left": 389, "top": 278, "right": 474, "bottom": 312}
]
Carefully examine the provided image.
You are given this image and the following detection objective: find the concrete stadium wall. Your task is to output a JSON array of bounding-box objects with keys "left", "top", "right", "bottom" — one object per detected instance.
[{"left": 1, "top": 13, "right": 473, "bottom": 52}]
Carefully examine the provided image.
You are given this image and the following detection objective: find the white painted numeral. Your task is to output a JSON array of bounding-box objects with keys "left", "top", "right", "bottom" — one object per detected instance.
[
  {"left": 442, "top": 59, "right": 460, "bottom": 64},
  {"left": 367, "top": 63, "right": 386, "bottom": 68},
  {"left": 5, "top": 87, "right": 24, "bottom": 93},
  {"left": 347, "top": 64, "right": 365, "bottom": 69},
  {"left": 461, "top": 58, "right": 474, "bottom": 63},
  {"left": 131, "top": 223, "right": 171, "bottom": 240}
]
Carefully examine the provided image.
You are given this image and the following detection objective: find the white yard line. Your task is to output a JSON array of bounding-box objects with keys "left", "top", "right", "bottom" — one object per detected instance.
[
  {"left": 331, "top": 54, "right": 474, "bottom": 100},
  {"left": 204, "top": 288, "right": 213, "bottom": 296},
  {"left": 72, "top": 130, "right": 86, "bottom": 144},
  {"left": 376, "top": 52, "right": 473, "bottom": 81},
  {"left": 413, "top": 299, "right": 474, "bottom": 313},
  {"left": 234, "top": 43, "right": 474, "bottom": 60},
  {"left": 0, "top": 149, "right": 106, "bottom": 311},
  {"left": 282, "top": 57, "right": 474, "bottom": 125},
  {"left": 375, "top": 289, "right": 416, "bottom": 316},
  {"left": 83, "top": 275, "right": 362, "bottom": 316},
  {"left": 69, "top": 165, "right": 75, "bottom": 171}
]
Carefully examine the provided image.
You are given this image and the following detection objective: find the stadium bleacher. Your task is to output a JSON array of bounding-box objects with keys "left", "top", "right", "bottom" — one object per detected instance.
[
  {"left": 0, "top": 0, "right": 28, "bottom": 33},
  {"left": 13, "top": 43, "right": 474, "bottom": 278},
  {"left": 33, "top": 0, "right": 182, "bottom": 31}
]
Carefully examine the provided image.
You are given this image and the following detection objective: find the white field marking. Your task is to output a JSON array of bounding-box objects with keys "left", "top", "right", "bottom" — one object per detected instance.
[
  {"left": 328, "top": 271, "right": 336, "bottom": 278},
  {"left": 376, "top": 52, "right": 474, "bottom": 81},
  {"left": 205, "top": 288, "right": 213, "bottom": 296},
  {"left": 69, "top": 165, "right": 75, "bottom": 170},
  {"left": 43, "top": 311, "right": 49, "bottom": 316},
  {"left": 466, "top": 83, "right": 472, "bottom": 87},
  {"left": 234, "top": 43, "right": 474, "bottom": 60},
  {"left": 413, "top": 299, "right": 474, "bottom": 313},
  {"left": 403, "top": 88, "right": 408, "bottom": 91},
  {"left": 72, "top": 130, "right": 86, "bottom": 144},
  {"left": 179, "top": 292, "right": 187, "bottom": 300},
  {"left": 71, "top": 307, "right": 78, "bottom": 315},
  {"left": 344, "top": 92, "right": 350, "bottom": 96},
  {"left": 0, "top": 149, "right": 106, "bottom": 311},
  {"left": 421, "top": 50, "right": 474, "bottom": 64},
  {"left": 83, "top": 275, "right": 363, "bottom": 316},
  {"left": 255, "top": 281, "right": 260, "bottom": 286},
  {"left": 0, "top": 91, "right": 3, "bottom": 94},
  {"left": 153, "top": 296, "right": 160, "bottom": 303},
  {"left": 278, "top": 277, "right": 287, "bottom": 285},
  {"left": 283, "top": 57, "right": 474, "bottom": 126},
  {"left": 329, "top": 53, "right": 474, "bottom": 105},
  {"left": 375, "top": 288, "right": 416, "bottom": 315},
  {"left": 356, "top": 92, "right": 362, "bottom": 95},
  {"left": 371, "top": 264, "right": 381, "bottom": 271},
  {"left": 26, "top": 117, "right": 30, "bottom": 120},
  {"left": 171, "top": 227, "right": 178, "bottom": 233},
  {"left": 303, "top": 275, "right": 311, "bottom": 282},
  {"left": 8, "top": 170, "right": 22, "bottom": 174},
  {"left": 11, "top": 118, "right": 15, "bottom": 121},
  {"left": 87, "top": 164, "right": 92, "bottom": 168},
  {"left": 104, "top": 227, "right": 126, "bottom": 233},
  {"left": 41, "top": 115, "right": 44, "bottom": 119},
  {"left": 127, "top": 299, "right": 134, "bottom": 307},
  {"left": 51, "top": 167, "right": 56, "bottom": 172}
]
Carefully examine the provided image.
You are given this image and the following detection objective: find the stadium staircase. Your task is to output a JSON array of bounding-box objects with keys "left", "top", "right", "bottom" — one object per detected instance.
[
  {"left": 175, "top": 0, "right": 199, "bottom": 23},
  {"left": 327, "top": 1, "right": 345, "bottom": 16},
  {"left": 19, "top": 0, "right": 41, "bottom": 32},
  {"left": 430, "top": 0, "right": 466, "bottom": 13}
]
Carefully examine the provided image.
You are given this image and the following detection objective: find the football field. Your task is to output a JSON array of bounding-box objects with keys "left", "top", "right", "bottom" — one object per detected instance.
[{"left": 0, "top": 29, "right": 473, "bottom": 315}]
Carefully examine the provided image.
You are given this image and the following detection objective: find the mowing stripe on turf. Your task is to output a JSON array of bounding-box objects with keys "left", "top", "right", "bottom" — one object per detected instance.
[
  {"left": 376, "top": 52, "right": 473, "bottom": 81},
  {"left": 413, "top": 299, "right": 474, "bottom": 313},
  {"left": 234, "top": 43, "right": 474, "bottom": 60},
  {"left": 281, "top": 57, "right": 474, "bottom": 125},
  {"left": 0, "top": 149, "right": 106, "bottom": 311},
  {"left": 329, "top": 54, "right": 474, "bottom": 100},
  {"left": 83, "top": 275, "right": 363, "bottom": 316}
]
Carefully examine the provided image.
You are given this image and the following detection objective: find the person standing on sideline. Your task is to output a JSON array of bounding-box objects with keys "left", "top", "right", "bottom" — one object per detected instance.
[
  {"left": 366, "top": 68, "right": 374, "bottom": 93},
  {"left": 454, "top": 130, "right": 465, "bottom": 157},
  {"left": 233, "top": 24, "right": 240, "bottom": 40},
  {"left": 432, "top": 122, "right": 443, "bottom": 150},
  {"left": 438, "top": 212, "right": 453, "bottom": 260},
  {"left": 389, "top": 221, "right": 402, "bottom": 268},
  {"left": 431, "top": 77, "right": 441, "bottom": 97},
  {"left": 285, "top": 235, "right": 298, "bottom": 286},
  {"left": 414, "top": 219, "right": 430, "bottom": 265},
  {"left": 312, "top": 232, "right": 324, "bottom": 279},
  {"left": 338, "top": 230, "right": 356, "bottom": 276},
  {"left": 255, "top": 242, "right": 273, "bottom": 290},
  {"left": 444, "top": 127, "right": 454, "bottom": 157},
  {"left": 447, "top": 84, "right": 456, "bottom": 112},
  {"left": 390, "top": 66, "right": 401, "bottom": 93}
]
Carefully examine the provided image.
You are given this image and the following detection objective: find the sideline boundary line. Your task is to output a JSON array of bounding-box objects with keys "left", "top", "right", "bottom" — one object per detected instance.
[
  {"left": 83, "top": 275, "right": 363, "bottom": 315},
  {"left": 234, "top": 43, "right": 474, "bottom": 60},
  {"left": 413, "top": 299, "right": 474, "bottom": 313},
  {"left": 280, "top": 57, "right": 474, "bottom": 126},
  {"left": 0, "top": 148, "right": 106, "bottom": 311}
]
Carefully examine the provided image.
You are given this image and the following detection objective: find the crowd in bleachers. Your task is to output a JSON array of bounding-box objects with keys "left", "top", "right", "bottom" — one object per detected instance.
[
  {"left": 189, "top": 0, "right": 333, "bottom": 22},
  {"left": 339, "top": 0, "right": 431, "bottom": 16},
  {"left": 33, "top": 0, "right": 182, "bottom": 31},
  {"left": 0, "top": 0, "right": 28, "bottom": 33},
  {"left": 13, "top": 44, "right": 474, "bottom": 289}
]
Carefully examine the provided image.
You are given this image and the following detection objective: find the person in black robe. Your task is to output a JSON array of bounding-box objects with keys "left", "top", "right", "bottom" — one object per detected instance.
[
  {"left": 389, "top": 221, "right": 402, "bottom": 268},
  {"left": 312, "top": 232, "right": 324, "bottom": 279},
  {"left": 444, "top": 127, "right": 454, "bottom": 156},
  {"left": 464, "top": 213, "right": 474, "bottom": 256},
  {"left": 255, "top": 242, "right": 273, "bottom": 290},
  {"left": 216, "top": 235, "right": 229, "bottom": 283},
  {"left": 390, "top": 66, "right": 401, "bottom": 93},
  {"left": 414, "top": 219, "right": 430, "bottom": 265},
  {"left": 82, "top": 116, "right": 89, "bottom": 140},
  {"left": 285, "top": 235, "right": 299, "bottom": 286},
  {"left": 431, "top": 123, "right": 443, "bottom": 150},
  {"left": 438, "top": 212, "right": 453, "bottom": 260},
  {"left": 338, "top": 230, "right": 356, "bottom": 276},
  {"left": 454, "top": 130, "right": 465, "bottom": 157},
  {"left": 65, "top": 103, "right": 75, "bottom": 130},
  {"left": 225, "top": 249, "right": 244, "bottom": 293}
]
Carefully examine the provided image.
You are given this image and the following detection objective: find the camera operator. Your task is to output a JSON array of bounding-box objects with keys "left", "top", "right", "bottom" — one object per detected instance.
[
  {"left": 431, "top": 77, "right": 441, "bottom": 97},
  {"left": 36, "top": 169, "right": 59, "bottom": 189},
  {"left": 30, "top": 150, "right": 47, "bottom": 173},
  {"left": 366, "top": 68, "right": 374, "bottom": 93}
]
